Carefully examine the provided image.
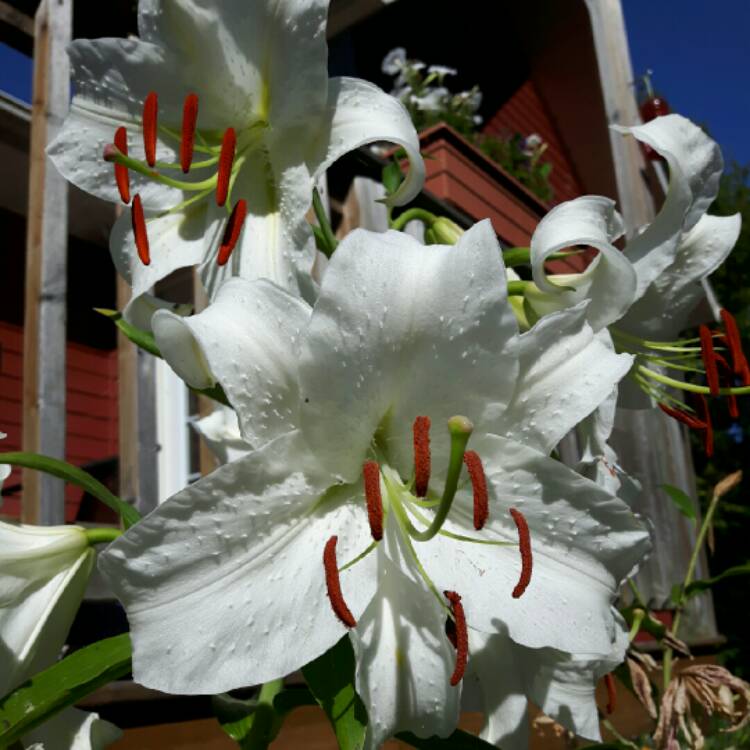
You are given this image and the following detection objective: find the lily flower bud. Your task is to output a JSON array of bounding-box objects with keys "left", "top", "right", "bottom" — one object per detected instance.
[{"left": 430, "top": 216, "right": 464, "bottom": 245}]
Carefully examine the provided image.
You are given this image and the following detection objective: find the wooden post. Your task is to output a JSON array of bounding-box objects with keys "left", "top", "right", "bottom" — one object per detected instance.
[
  {"left": 21, "top": 0, "right": 73, "bottom": 524},
  {"left": 116, "top": 275, "right": 140, "bottom": 509}
]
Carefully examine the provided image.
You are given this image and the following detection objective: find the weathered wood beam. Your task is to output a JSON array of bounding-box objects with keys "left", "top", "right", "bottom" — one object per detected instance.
[
  {"left": 0, "top": 0, "right": 34, "bottom": 36},
  {"left": 21, "top": 0, "right": 72, "bottom": 524}
]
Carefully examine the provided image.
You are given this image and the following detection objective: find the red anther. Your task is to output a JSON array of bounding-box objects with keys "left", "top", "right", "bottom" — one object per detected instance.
[
  {"left": 714, "top": 354, "right": 740, "bottom": 419},
  {"left": 604, "top": 673, "right": 617, "bottom": 715},
  {"left": 180, "top": 93, "right": 199, "bottom": 173},
  {"left": 363, "top": 461, "right": 383, "bottom": 542},
  {"left": 509, "top": 507, "right": 532, "bottom": 599},
  {"left": 131, "top": 195, "right": 150, "bottom": 266},
  {"left": 216, "top": 127, "right": 236, "bottom": 207},
  {"left": 463, "top": 450, "right": 488, "bottom": 530},
  {"left": 113, "top": 126, "right": 130, "bottom": 204},
  {"left": 720, "top": 309, "right": 749, "bottom": 379},
  {"left": 699, "top": 325, "right": 720, "bottom": 397},
  {"left": 217, "top": 199, "right": 247, "bottom": 266},
  {"left": 443, "top": 591, "right": 468, "bottom": 686},
  {"left": 142, "top": 91, "right": 158, "bottom": 167},
  {"left": 412, "top": 416, "right": 431, "bottom": 497},
  {"left": 695, "top": 395, "right": 714, "bottom": 458},
  {"left": 323, "top": 536, "right": 356, "bottom": 628},
  {"left": 658, "top": 403, "right": 706, "bottom": 430}
]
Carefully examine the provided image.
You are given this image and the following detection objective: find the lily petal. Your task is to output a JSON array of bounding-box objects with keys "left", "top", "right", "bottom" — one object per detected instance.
[
  {"left": 615, "top": 115, "right": 723, "bottom": 298},
  {"left": 620, "top": 213, "right": 742, "bottom": 339},
  {"left": 153, "top": 277, "right": 309, "bottom": 447},
  {"left": 98, "top": 431, "right": 377, "bottom": 694},
  {"left": 308, "top": 77, "right": 425, "bottom": 207},
  {"left": 496, "top": 303, "right": 633, "bottom": 455},
  {"left": 110, "top": 200, "right": 225, "bottom": 325},
  {"left": 299, "top": 222, "right": 519, "bottom": 482},
  {"left": 24, "top": 707, "right": 122, "bottom": 750},
  {"left": 0, "top": 524, "right": 93, "bottom": 695},
  {"left": 352, "top": 522, "right": 460, "bottom": 750},
  {"left": 193, "top": 406, "right": 251, "bottom": 465},
  {"left": 530, "top": 196, "right": 636, "bottom": 331},
  {"left": 419, "top": 436, "right": 650, "bottom": 656}
]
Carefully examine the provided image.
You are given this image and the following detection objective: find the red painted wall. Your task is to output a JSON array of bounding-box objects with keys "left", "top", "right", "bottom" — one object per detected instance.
[
  {"left": 0, "top": 322, "right": 118, "bottom": 522},
  {"left": 484, "top": 79, "right": 584, "bottom": 205}
]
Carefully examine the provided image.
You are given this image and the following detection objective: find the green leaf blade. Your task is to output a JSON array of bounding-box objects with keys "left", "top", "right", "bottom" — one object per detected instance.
[
  {"left": 661, "top": 484, "right": 697, "bottom": 522},
  {"left": 0, "top": 452, "right": 140, "bottom": 529},
  {"left": 0, "top": 634, "right": 132, "bottom": 746}
]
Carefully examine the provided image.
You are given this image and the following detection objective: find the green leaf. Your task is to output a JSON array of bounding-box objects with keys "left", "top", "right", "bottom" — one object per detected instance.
[
  {"left": 94, "top": 308, "right": 160, "bottom": 357},
  {"left": 95, "top": 308, "right": 230, "bottom": 407},
  {"left": 212, "top": 681, "right": 285, "bottom": 750},
  {"left": 684, "top": 561, "right": 750, "bottom": 599},
  {"left": 0, "top": 452, "right": 140, "bottom": 529},
  {"left": 0, "top": 634, "right": 132, "bottom": 746},
  {"left": 302, "top": 637, "right": 367, "bottom": 750},
  {"left": 396, "top": 729, "right": 497, "bottom": 749},
  {"left": 661, "top": 484, "right": 697, "bottom": 522}
]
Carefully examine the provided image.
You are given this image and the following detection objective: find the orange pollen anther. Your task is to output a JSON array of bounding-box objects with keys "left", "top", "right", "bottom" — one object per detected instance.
[
  {"left": 509, "top": 507, "right": 532, "bottom": 598},
  {"left": 113, "top": 126, "right": 130, "bottom": 204},
  {"left": 412, "top": 415, "right": 431, "bottom": 497},
  {"left": 699, "top": 325, "right": 720, "bottom": 396},
  {"left": 180, "top": 93, "right": 199, "bottom": 173},
  {"left": 444, "top": 591, "right": 468, "bottom": 686},
  {"left": 131, "top": 195, "right": 150, "bottom": 266},
  {"left": 658, "top": 403, "right": 705, "bottom": 430},
  {"left": 363, "top": 461, "right": 383, "bottom": 542},
  {"left": 604, "top": 673, "right": 617, "bottom": 715},
  {"left": 142, "top": 91, "right": 158, "bottom": 167},
  {"left": 323, "top": 536, "right": 356, "bottom": 628},
  {"left": 217, "top": 199, "right": 247, "bottom": 266},
  {"left": 695, "top": 395, "right": 714, "bottom": 458},
  {"left": 720, "top": 309, "right": 750, "bottom": 386},
  {"left": 216, "top": 127, "right": 237, "bottom": 207},
  {"left": 463, "top": 450, "right": 488, "bottom": 530}
]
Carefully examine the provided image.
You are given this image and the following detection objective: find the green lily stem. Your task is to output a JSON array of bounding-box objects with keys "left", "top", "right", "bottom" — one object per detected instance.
[
  {"left": 627, "top": 609, "right": 646, "bottom": 642},
  {"left": 409, "top": 416, "right": 473, "bottom": 543},
  {"left": 507, "top": 280, "right": 531, "bottom": 296},
  {"left": 84, "top": 528, "right": 122, "bottom": 546},
  {"left": 390, "top": 208, "right": 438, "bottom": 232},
  {"left": 244, "top": 679, "right": 285, "bottom": 750},
  {"left": 663, "top": 483, "right": 724, "bottom": 690},
  {"left": 312, "top": 188, "right": 338, "bottom": 258},
  {"left": 638, "top": 364, "right": 750, "bottom": 396}
]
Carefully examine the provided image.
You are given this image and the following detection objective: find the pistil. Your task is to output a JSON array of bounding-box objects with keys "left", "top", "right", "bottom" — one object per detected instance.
[
  {"left": 409, "top": 416, "right": 473, "bottom": 542},
  {"left": 323, "top": 535, "right": 356, "bottom": 628}
]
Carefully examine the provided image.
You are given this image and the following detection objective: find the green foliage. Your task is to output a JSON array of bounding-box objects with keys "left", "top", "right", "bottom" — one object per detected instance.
[
  {"left": 302, "top": 637, "right": 367, "bottom": 750},
  {"left": 0, "top": 452, "right": 141, "bottom": 529},
  {"left": 661, "top": 483, "right": 697, "bottom": 522},
  {"left": 0, "top": 635, "right": 132, "bottom": 747}
]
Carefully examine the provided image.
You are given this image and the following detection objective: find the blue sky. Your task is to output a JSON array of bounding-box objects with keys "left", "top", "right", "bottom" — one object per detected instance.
[
  {"left": 1, "top": 2, "right": 748, "bottom": 167},
  {"left": 623, "top": 0, "right": 750, "bottom": 166}
]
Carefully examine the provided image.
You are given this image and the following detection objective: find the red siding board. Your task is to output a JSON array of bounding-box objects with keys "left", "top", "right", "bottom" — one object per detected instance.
[
  {"left": 484, "top": 79, "right": 584, "bottom": 204},
  {"left": 0, "top": 322, "right": 118, "bottom": 522}
]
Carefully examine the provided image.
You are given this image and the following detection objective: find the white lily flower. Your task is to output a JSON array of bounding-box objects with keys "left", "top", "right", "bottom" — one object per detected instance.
[
  {"left": 524, "top": 115, "right": 744, "bottom": 415},
  {"left": 411, "top": 87, "right": 450, "bottom": 113},
  {"left": 0, "top": 522, "right": 120, "bottom": 749},
  {"left": 382, "top": 47, "right": 407, "bottom": 75},
  {"left": 0, "top": 432, "right": 9, "bottom": 489},
  {"left": 99, "top": 222, "right": 648, "bottom": 746},
  {"left": 193, "top": 405, "right": 251, "bottom": 465},
  {"left": 527, "top": 114, "right": 730, "bottom": 335},
  {"left": 49, "top": 0, "right": 424, "bottom": 324},
  {"left": 468, "top": 626, "right": 626, "bottom": 750},
  {"left": 427, "top": 64, "right": 457, "bottom": 80}
]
